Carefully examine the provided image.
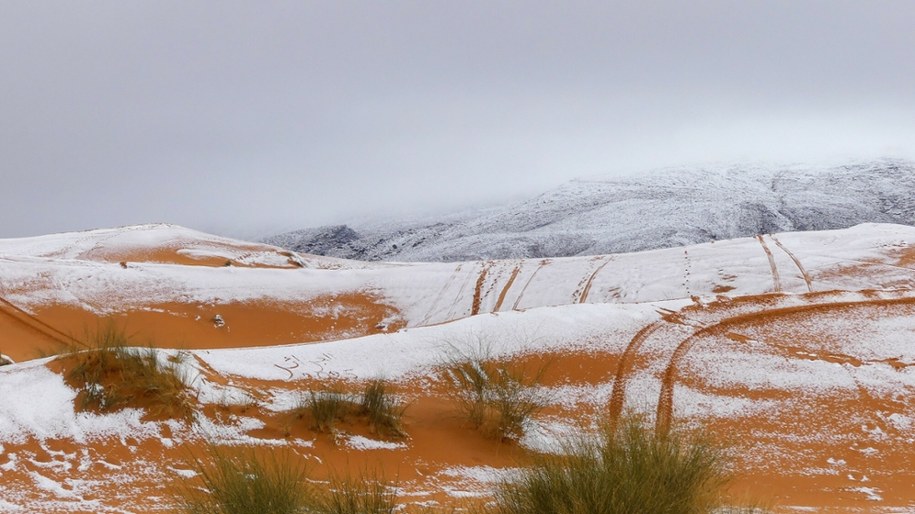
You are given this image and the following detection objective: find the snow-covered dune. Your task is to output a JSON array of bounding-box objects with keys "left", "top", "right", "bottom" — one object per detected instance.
[
  {"left": 0, "top": 223, "right": 913, "bottom": 511},
  {"left": 2, "top": 222, "right": 914, "bottom": 323}
]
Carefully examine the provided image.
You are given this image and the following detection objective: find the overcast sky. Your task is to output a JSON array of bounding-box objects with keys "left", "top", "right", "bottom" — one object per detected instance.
[{"left": 2, "top": 1, "right": 914, "bottom": 238}]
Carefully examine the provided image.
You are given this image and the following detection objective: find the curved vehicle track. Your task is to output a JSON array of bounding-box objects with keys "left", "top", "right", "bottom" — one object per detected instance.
[
  {"left": 770, "top": 235, "right": 813, "bottom": 292},
  {"left": 606, "top": 321, "right": 665, "bottom": 429},
  {"left": 578, "top": 257, "right": 613, "bottom": 304},
  {"left": 511, "top": 259, "right": 550, "bottom": 310},
  {"left": 491, "top": 263, "right": 522, "bottom": 313},
  {"left": 418, "top": 263, "right": 463, "bottom": 326},
  {"left": 470, "top": 261, "right": 494, "bottom": 316},
  {"left": 756, "top": 235, "right": 782, "bottom": 292},
  {"left": 653, "top": 292, "right": 915, "bottom": 437}
]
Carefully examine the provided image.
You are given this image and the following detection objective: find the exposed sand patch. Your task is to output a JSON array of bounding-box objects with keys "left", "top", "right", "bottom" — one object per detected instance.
[
  {"left": 1, "top": 292, "right": 403, "bottom": 362},
  {"left": 2, "top": 224, "right": 915, "bottom": 512}
]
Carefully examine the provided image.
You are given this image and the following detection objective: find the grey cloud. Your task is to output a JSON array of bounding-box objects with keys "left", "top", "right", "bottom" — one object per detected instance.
[{"left": 1, "top": 1, "right": 913, "bottom": 238}]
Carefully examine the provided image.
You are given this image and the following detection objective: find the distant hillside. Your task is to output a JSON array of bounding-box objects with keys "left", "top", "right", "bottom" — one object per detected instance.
[{"left": 264, "top": 159, "right": 915, "bottom": 261}]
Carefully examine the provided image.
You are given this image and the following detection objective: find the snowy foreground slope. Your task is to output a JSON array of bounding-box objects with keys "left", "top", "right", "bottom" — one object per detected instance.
[
  {"left": 0, "top": 223, "right": 913, "bottom": 512},
  {"left": 265, "top": 159, "right": 915, "bottom": 261}
]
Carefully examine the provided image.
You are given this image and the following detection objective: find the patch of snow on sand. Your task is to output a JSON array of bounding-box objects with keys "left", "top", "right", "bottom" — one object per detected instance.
[
  {"left": 193, "top": 416, "right": 285, "bottom": 447},
  {"left": 440, "top": 466, "right": 521, "bottom": 483},
  {"left": 437, "top": 465, "right": 522, "bottom": 497},
  {"left": 688, "top": 349, "right": 859, "bottom": 392},
  {"left": 0, "top": 363, "right": 164, "bottom": 444},
  {"left": 536, "top": 382, "right": 614, "bottom": 410},
  {"left": 196, "top": 302, "right": 667, "bottom": 381},
  {"left": 0, "top": 499, "right": 24, "bottom": 511},
  {"left": 884, "top": 413, "right": 912, "bottom": 431},
  {"left": 168, "top": 467, "right": 198, "bottom": 479},
  {"left": 344, "top": 435, "right": 406, "bottom": 450},
  {"left": 848, "top": 486, "right": 883, "bottom": 501},
  {"left": 1, "top": 453, "right": 18, "bottom": 471},
  {"left": 520, "top": 418, "right": 584, "bottom": 454},
  {"left": 260, "top": 389, "right": 304, "bottom": 413},
  {"left": 673, "top": 385, "right": 779, "bottom": 419},
  {"left": 29, "top": 471, "right": 80, "bottom": 498},
  {"left": 194, "top": 381, "right": 259, "bottom": 408}
]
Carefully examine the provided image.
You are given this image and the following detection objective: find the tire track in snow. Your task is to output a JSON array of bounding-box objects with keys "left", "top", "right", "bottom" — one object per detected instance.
[
  {"left": 578, "top": 257, "right": 613, "bottom": 304},
  {"left": 770, "top": 235, "right": 813, "bottom": 292},
  {"left": 492, "top": 263, "right": 522, "bottom": 313},
  {"left": 607, "top": 320, "right": 665, "bottom": 430},
  {"left": 511, "top": 259, "right": 550, "bottom": 311},
  {"left": 443, "top": 265, "right": 477, "bottom": 321},
  {"left": 756, "top": 235, "right": 782, "bottom": 293},
  {"left": 470, "top": 261, "right": 494, "bottom": 316},
  {"left": 654, "top": 293, "right": 915, "bottom": 438},
  {"left": 418, "top": 263, "right": 464, "bottom": 326}
]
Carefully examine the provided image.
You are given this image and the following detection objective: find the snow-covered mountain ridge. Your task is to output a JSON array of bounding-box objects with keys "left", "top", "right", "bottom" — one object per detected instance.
[{"left": 264, "top": 159, "right": 915, "bottom": 261}]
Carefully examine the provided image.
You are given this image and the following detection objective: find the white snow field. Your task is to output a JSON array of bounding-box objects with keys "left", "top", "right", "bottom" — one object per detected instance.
[{"left": 0, "top": 222, "right": 913, "bottom": 511}]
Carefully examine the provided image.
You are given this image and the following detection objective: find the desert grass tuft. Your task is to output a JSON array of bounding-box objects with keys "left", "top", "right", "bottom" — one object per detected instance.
[
  {"left": 178, "top": 446, "right": 310, "bottom": 514},
  {"left": 314, "top": 470, "right": 399, "bottom": 514},
  {"left": 306, "top": 390, "right": 355, "bottom": 433},
  {"left": 64, "top": 325, "right": 194, "bottom": 421},
  {"left": 288, "top": 383, "right": 407, "bottom": 438},
  {"left": 486, "top": 416, "right": 756, "bottom": 514},
  {"left": 442, "top": 343, "right": 549, "bottom": 441},
  {"left": 359, "top": 379, "right": 407, "bottom": 438}
]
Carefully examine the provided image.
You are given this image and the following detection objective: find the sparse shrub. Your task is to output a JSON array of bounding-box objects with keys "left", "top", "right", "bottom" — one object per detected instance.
[
  {"left": 489, "top": 365, "right": 549, "bottom": 440},
  {"left": 306, "top": 390, "right": 355, "bottom": 433},
  {"left": 239, "top": 395, "right": 260, "bottom": 414},
  {"left": 63, "top": 326, "right": 194, "bottom": 421},
  {"left": 178, "top": 446, "right": 310, "bottom": 514},
  {"left": 444, "top": 352, "right": 490, "bottom": 427},
  {"left": 359, "top": 380, "right": 406, "bottom": 438},
  {"left": 288, "top": 382, "right": 407, "bottom": 438},
  {"left": 176, "top": 447, "right": 403, "bottom": 514},
  {"left": 314, "top": 471, "right": 398, "bottom": 514},
  {"left": 487, "top": 416, "right": 745, "bottom": 514},
  {"left": 442, "top": 343, "right": 549, "bottom": 441}
]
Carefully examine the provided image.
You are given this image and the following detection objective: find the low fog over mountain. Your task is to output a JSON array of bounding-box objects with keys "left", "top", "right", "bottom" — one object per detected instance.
[{"left": 265, "top": 159, "right": 915, "bottom": 262}]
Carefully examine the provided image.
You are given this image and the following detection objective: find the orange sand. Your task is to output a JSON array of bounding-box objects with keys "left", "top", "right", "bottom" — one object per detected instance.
[{"left": 1, "top": 236, "right": 913, "bottom": 512}]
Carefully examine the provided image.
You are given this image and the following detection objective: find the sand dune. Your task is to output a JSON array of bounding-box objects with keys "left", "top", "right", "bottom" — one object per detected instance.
[{"left": 0, "top": 223, "right": 913, "bottom": 512}]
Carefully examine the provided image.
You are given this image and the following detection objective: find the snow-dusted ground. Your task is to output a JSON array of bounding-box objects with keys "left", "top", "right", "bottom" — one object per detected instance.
[
  {"left": 0, "top": 223, "right": 912, "bottom": 441},
  {"left": 0, "top": 223, "right": 343, "bottom": 269},
  {"left": 0, "top": 285, "right": 912, "bottom": 510},
  {"left": 0, "top": 223, "right": 914, "bottom": 511},
  {"left": 2, "top": 223, "right": 914, "bottom": 329},
  {"left": 194, "top": 301, "right": 671, "bottom": 383}
]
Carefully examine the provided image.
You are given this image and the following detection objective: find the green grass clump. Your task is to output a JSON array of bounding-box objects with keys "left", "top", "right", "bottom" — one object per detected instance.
[
  {"left": 442, "top": 344, "right": 548, "bottom": 441},
  {"left": 177, "top": 447, "right": 401, "bottom": 514},
  {"left": 487, "top": 417, "right": 742, "bottom": 514},
  {"left": 289, "top": 381, "right": 407, "bottom": 438},
  {"left": 359, "top": 380, "right": 406, "bottom": 438},
  {"left": 65, "top": 326, "right": 194, "bottom": 421},
  {"left": 179, "top": 447, "right": 310, "bottom": 514},
  {"left": 306, "top": 390, "right": 355, "bottom": 433},
  {"left": 313, "top": 471, "right": 398, "bottom": 514}
]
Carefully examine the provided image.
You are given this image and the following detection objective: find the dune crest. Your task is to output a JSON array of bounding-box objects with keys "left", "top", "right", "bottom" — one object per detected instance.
[{"left": 0, "top": 223, "right": 913, "bottom": 511}]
